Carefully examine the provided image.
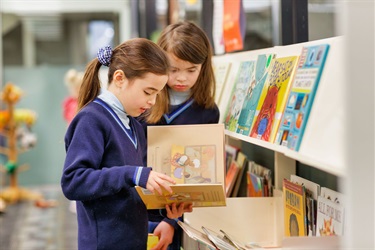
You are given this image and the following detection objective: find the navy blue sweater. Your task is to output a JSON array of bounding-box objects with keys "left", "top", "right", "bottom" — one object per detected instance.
[{"left": 61, "top": 99, "right": 152, "bottom": 250}]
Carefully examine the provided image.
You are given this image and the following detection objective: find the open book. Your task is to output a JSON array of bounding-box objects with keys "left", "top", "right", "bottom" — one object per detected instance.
[{"left": 142, "top": 124, "right": 227, "bottom": 209}]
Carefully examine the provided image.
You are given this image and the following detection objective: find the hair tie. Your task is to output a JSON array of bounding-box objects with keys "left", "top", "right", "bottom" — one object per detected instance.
[{"left": 97, "top": 46, "right": 112, "bottom": 66}]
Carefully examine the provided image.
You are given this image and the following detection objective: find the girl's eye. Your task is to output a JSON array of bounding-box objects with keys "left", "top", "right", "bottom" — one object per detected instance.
[
  {"left": 144, "top": 91, "right": 152, "bottom": 95},
  {"left": 188, "top": 69, "right": 197, "bottom": 73}
]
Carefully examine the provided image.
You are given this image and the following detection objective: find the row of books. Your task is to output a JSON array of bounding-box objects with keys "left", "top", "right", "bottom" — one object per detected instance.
[
  {"left": 283, "top": 175, "right": 345, "bottom": 237},
  {"left": 215, "top": 43, "right": 330, "bottom": 151},
  {"left": 225, "top": 144, "right": 273, "bottom": 198}
]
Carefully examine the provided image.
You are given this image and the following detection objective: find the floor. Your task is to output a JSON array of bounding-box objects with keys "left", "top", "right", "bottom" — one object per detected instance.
[{"left": 0, "top": 185, "right": 78, "bottom": 250}]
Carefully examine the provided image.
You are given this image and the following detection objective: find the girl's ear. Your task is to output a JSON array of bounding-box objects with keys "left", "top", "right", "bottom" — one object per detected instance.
[{"left": 113, "top": 70, "right": 126, "bottom": 87}]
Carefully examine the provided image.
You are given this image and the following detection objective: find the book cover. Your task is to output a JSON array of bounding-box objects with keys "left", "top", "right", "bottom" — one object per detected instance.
[
  {"left": 247, "top": 171, "right": 264, "bottom": 197},
  {"left": 213, "top": 61, "right": 232, "bottom": 105},
  {"left": 250, "top": 56, "right": 299, "bottom": 143},
  {"left": 290, "top": 175, "right": 321, "bottom": 236},
  {"left": 224, "top": 61, "right": 255, "bottom": 132},
  {"left": 147, "top": 124, "right": 225, "bottom": 185},
  {"left": 225, "top": 160, "right": 240, "bottom": 197},
  {"left": 283, "top": 178, "right": 306, "bottom": 237},
  {"left": 230, "top": 151, "right": 248, "bottom": 197},
  {"left": 275, "top": 44, "right": 330, "bottom": 150},
  {"left": 236, "top": 53, "right": 276, "bottom": 135},
  {"left": 247, "top": 161, "right": 272, "bottom": 197},
  {"left": 135, "top": 183, "right": 226, "bottom": 210},
  {"left": 223, "top": 0, "right": 243, "bottom": 52},
  {"left": 316, "top": 194, "right": 345, "bottom": 236}
]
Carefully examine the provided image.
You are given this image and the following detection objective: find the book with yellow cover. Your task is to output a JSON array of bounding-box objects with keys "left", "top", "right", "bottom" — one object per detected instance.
[
  {"left": 283, "top": 178, "right": 306, "bottom": 237},
  {"left": 135, "top": 183, "right": 226, "bottom": 210},
  {"left": 249, "top": 56, "right": 299, "bottom": 143}
]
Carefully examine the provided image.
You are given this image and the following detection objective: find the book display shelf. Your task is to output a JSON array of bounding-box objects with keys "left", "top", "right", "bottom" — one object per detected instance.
[{"left": 182, "top": 36, "right": 346, "bottom": 249}]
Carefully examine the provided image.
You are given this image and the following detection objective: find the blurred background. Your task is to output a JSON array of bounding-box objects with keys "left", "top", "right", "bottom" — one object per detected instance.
[{"left": 1, "top": 0, "right": 338, "bottom": 187}]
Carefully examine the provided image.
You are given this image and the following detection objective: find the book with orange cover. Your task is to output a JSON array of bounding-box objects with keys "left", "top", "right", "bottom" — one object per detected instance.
[{"left": 225, "top": 160, "right": 240, "bottom": 197}]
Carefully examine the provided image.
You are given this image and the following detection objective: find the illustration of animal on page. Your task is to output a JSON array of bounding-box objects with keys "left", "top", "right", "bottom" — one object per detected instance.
[{"left": 170, "top": 145, "right": 216, "bottom": 184}]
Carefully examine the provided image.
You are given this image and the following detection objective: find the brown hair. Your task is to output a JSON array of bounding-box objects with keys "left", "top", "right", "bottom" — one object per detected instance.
[
  {"left": 78, "top": 38, "right": 169, "bottom": 122},
  {"left": 157, "top": 20, "right": 216, "bottom": 109}
]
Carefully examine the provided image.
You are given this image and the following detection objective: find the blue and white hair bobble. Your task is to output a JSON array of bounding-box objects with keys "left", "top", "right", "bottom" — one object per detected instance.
[{"left": 97, "top": 45, "right": 113, "bottom": 66}]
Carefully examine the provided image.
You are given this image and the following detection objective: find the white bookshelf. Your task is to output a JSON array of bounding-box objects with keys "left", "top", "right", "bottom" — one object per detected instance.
[{"left": 183, "top": 36, "right": 347, "bottom": 249}]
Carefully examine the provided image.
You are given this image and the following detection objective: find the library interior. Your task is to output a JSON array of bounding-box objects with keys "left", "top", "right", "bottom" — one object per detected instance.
[{"left": 1, "top": 0, "right": 374, "bottom": 249}]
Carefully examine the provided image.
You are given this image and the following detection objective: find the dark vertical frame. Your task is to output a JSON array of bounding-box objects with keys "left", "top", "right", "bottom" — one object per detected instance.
[{"left": 281, "top": 0, "right": 308, "bottom": 45}]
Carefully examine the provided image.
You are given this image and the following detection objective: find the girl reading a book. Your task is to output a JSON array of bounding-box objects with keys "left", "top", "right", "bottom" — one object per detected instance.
[
  {"left": 140, "top": 21, "right": 220, "bottom": 250},
  {"left": 61, "top": 38, "right": 192, "bottom": 250}
]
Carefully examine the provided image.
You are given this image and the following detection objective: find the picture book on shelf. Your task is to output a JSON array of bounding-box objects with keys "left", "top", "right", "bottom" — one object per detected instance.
[
  {"left": 250, "top": 55, "right": 299, "bottom": 143},
  {"left": 290, "top": 175, "right": 321, "bottom": 236},
  {"left": 275, "top": 44, "right": 330, "bottom": 151},
  {"left": 213, "top": 61, "right": 232, "bottom": 105},
  {"left": 225, "top": 159, "right": 240, "bottom": 197},
  {"left": 316, "top": 190, "right": 345, "bottom": 237},
  {"left": 230, "top": 151, "right": 248, "bottom": 197},
  {"left": 135, "top": 183, "right": 226, "bottom": 209},
  {"left": 224, "top": 60, "right": 255, "bottom": 132},
  {"left": 283, "top": 178, "right": 307, "bottom": 237},
  {"left": 247, "top": 161, "right": 272, "bottom": 197},
  {"left": 236, "top": 53, "right": 276, "bottom": 135}
]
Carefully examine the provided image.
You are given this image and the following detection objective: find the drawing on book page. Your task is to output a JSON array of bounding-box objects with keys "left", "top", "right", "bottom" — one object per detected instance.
[{"left": 170, "top": 145, "right": 216, "bottom": 184}]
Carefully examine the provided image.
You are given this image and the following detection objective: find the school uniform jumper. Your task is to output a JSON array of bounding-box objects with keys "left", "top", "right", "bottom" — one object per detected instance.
[{"left": 61, "top": 98, "right": 152, "bottom": 250}]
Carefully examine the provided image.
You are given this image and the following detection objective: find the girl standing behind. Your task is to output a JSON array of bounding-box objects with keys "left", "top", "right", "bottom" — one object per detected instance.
[
  {"left": 61, "top": 38, "right": 191, "bottom": 250},
  {"left": 142, "top": 21, "right": 220, "bottom": 250}
]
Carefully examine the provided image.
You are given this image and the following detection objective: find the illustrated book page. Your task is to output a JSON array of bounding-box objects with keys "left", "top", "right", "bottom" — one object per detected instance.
[
  {"left": 147, "top": 124, "right": 225, "bottom": 185},
  {"left": 135, "top": 183, "right": 226, "bottom": 209},
  {"left": 250, "top": 56, "right": 299, "bottom": 143},
  {"left": 236, "top": 53, "right": 276, "bottom": 136},
  {"left": 275, "top": 44, "right": 330, "bottom": 151}
]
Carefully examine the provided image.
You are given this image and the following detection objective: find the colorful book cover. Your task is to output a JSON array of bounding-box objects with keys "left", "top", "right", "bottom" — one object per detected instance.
[
  {"left": 247, "top": 172, "right": 264, "bottom": 197},
  {"left": 236, "top": 53, "right": 275, "bottom": 135},
  {"left": 224, "top": 61, "right": 255, "bottom": 132},
  {"left": 250, "top": 56, "right": 299, "bottom": 143},
  {"left": 223, "top": 0, "right": 243, "bottom": 52},
  {"left": 316, "top": 194, "right": 345, "bottom": 236},
  {"left": 275, "top": 44, "right": 330, "bottom": 150},
  {"left": 225, "top": 160, "right": 240, "bottom": 197},
  {"left": 283, "top": 178, "right": 306, "bottom": 237},
  {"left": 213, "top": 61, "right": 232, "bottom": 105}
]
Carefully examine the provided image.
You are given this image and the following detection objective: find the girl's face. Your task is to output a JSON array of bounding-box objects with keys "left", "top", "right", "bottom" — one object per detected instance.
[
  {"left": 110, "top": 70, "right": 168, "bottom": 117},
  {"left": 167, "top": 52, "right": 202, "bottom": 92}
]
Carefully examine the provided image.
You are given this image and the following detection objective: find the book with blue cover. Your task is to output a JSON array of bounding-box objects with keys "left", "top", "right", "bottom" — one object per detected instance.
[
  {"left": 236, "top": 53, "right": 275, "bottom": 135},
  {"left": 223, "top": 61, "right": 255, "bottom": 132},
  {"left": 275, "top": 44, "right": 330, "bottom": 151}
]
